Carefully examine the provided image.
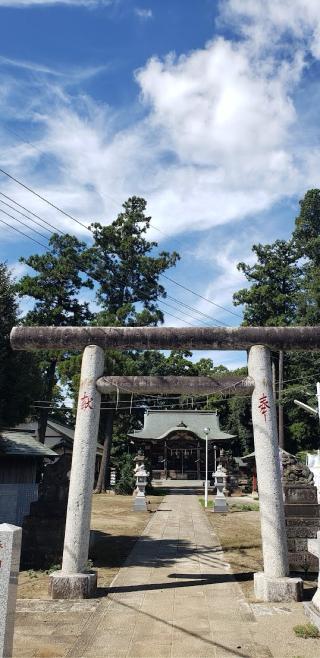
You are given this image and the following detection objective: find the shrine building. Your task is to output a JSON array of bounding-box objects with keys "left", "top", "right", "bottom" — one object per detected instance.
[{"left": 128, "top": 410, "right": 235, "bottom": 481}]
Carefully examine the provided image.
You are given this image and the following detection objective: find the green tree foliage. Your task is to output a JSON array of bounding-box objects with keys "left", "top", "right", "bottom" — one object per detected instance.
[
  {"left": 233, "top": 240, "right": 300, "bottom": 326},
  {"left": 114, "top": 453, "right": 136, "bottom": 495},
  {"left": 16, "top": 234, "right": 93, "bottom": 441},
  {"left": 0, "top": 262, "right": 41, "bottom": 428},
  {"left": 59, "top": 198, "right": 180, "bottom": 490},
  {"left": 88, "top": 197, "right": 179, "bottom": 326},
  {"left": 293, "top": 189, "right": 320, "bottom": 325},
  {"left": 233, "top": 191, "right": 320, "bottom": 454},
  {"left": 281, "top": 190, "right": 320, "bottom": 451},
  {"left": 59, "top": 197, "right": 180, "bottom": 403},
  {"left": 233, "top": 239, "right": 301, "bottom": 449}
]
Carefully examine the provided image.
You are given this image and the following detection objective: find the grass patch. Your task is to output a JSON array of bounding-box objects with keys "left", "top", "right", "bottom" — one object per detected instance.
[
  {"left": 18, "top": 493, "right": 164, "bottom": 599},
  {"left": 199, "top": 498, "right": 214, "bottom": 509},
  {"left": 293, "top": 623, "right": 319, "bottom": 639},
  {"left": 199, "top": 498, "right": 259, "bottom": 512},
  {"left": 229, "top": 503, "right": 259, "bottom": 512}
]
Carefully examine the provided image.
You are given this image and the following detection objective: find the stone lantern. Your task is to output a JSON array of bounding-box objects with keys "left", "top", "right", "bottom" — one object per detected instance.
[
  {"left": 133, "top": 451, "right": 149, "bottom": 511},
  {"left": 213, "top": 464, "right": 228, "bottom": 513}
]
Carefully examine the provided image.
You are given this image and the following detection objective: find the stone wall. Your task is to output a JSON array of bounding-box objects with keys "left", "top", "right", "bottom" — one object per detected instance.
[
  {"left": 281, "top": 451, "right": 320, "bottom": 572},
  {"left": 0, "top": 483, "right": 38, "bottom": 525},
  {"left": 21, "top": 454, "right": 70, "bottom": 569}
]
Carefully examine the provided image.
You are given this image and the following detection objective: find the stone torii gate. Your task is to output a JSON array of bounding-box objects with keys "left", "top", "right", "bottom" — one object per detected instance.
[{"left": 11, "top": 325, "right": 318, "bottom": 602}]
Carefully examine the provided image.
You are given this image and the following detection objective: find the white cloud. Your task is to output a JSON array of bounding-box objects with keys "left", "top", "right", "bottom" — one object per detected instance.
[
  {"left": 221, "top": 0, "right": 320, "bottom": 59},
  {"left": 134, "top": 7, "right": 153, "bottom": 20},
  {"left": 1, "top": 0, "right": 320, "bottom": 251},
  {"left": 0, "top": 55, "right": 108, "bottom": 82}
]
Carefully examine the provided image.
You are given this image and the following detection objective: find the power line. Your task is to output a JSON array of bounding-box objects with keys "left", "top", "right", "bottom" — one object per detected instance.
[
  {"left": 158, "top": 299, "right": 212, "bottom": 327},
  {"left": 0, "top": 191, "right": 64, "bottom": 235},
  {"left": 161, "top": 273, "right": 241, "bottom": 319},
  {"left": 31, "top": 389, "right": 257, "bottom": 413},
  {"left": 0, "top": 167, "right": 90, "bottom": 232},
  {"left": 0, "top": 198, "right": 52, "bottom": 236},
  {"left": 0, "top": 217, "right": 48, "bottom": 249},
  {"left": 166, "top": 294, "right": 227, "bottom": 327},
  {"left": 157, "top": 306, "right": 199, "bottom": 327},
  {"left": 0, "top": 207, "right": 50, "bottom": 241}
]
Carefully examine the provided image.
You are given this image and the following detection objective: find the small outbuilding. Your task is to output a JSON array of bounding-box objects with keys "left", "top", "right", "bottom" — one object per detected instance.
[{"left": 0, "top": 431, "right": 57, "bottom": 525}]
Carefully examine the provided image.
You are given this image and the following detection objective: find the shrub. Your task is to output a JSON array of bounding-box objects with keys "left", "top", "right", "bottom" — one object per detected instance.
[
  {"left": 293, "top": 623, "right": 319, "bottom": 639},
  {"left": 114, "top": 454, "right": 136, "bottom": 495}
]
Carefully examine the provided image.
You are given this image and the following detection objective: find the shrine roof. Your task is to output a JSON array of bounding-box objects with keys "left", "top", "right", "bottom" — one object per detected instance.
[
  {"left": 0, "top": 432, "right": 57, "bottom": 457},
  {"left": 46, "top": 420, "right": 104, "bottom": 456},
  {"left": 128, "top": 410, "right": 235, "bottom": 442}
]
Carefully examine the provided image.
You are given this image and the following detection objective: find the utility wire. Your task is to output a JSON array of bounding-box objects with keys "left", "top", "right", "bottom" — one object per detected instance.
[
  {"left": 156, "top": 307, "right": 199, "bottom": 327},
  {"left": 161, "top": 273, "right": 241, "bottom": 319},
  {"left": 3, "top": 127, "right": 197, "bottom": 250},
  {"left": 0, "top": 217, "right": 48, "bottom": 248},
  {"left": 166, "top": 294, "right": 226, "bottom": 327},
  {"left": 0, "top": 207, "right": 50, "bottom": 241},
  {"left": 158, "top": 299, "right": 212, "bottom": 327},
  {"left": 0, "top": 198, "right": 52, "bottom": 236},
  {"left": 0, "top": 191, "right": 64, "bottom": 235},
  {"left": 0, "top": 167, "right": 90, "bottom": 232}
]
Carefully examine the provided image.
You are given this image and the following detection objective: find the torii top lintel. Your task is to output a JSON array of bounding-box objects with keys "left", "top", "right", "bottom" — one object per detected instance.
[{"left": 10, "top": 325, "right": 320, "bottom": 351}]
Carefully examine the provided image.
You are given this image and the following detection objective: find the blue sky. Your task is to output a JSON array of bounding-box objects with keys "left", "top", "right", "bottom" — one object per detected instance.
[{"left": 1, "top": 0, "right": 320, "bottom": 370}]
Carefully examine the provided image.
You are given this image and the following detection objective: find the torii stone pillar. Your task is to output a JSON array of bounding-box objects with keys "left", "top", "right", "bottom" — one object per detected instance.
[
  {"left": 49, "top": 345, "right": 104, "bottom": 599},
  {"left": 248, "top": 345, "right": 302, "bottom": 602}
]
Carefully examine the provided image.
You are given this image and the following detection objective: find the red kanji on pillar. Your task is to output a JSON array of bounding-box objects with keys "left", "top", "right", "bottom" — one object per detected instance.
[
  {"left": 258, "top": 393, "right": 270, "bottom": 422},
  {"left": 80, "top": 392, "right": 93, "bottom": 410}
]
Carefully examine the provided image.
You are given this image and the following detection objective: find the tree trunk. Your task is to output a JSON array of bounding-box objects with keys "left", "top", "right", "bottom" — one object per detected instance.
[
  {"left": 37, "top": 358, "right": 57, "bottom": 444},
  {"left": 278, "top": 350, "right": 284, "bottom": 449},
  {"left": 94, "top": 410, "right": 114, "bottom": 493}
]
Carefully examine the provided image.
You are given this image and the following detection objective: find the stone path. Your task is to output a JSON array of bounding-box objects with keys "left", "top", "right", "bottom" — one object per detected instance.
[
  {"left": 14, "top": 494, "right": 320, "bottom": 657},
  {"left": 65, "top": 494, "right": 268, "bottom": 658}
]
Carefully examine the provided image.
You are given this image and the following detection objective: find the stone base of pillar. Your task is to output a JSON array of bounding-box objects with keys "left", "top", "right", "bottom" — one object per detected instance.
[
  {"left": 48, "top": 570, "right": 97, "bottom": 599},
  {"left": 303, "top": 601, "right": 320, "bottom": 631},
  {"left": 254, "top": 572, "right": 303, "bottom": 602},
  {"left": 133, "top": 496, "right": 147, "bottom": 511},
  {"left": 213, "top": 497, "right": 228, "bottom": 513}
]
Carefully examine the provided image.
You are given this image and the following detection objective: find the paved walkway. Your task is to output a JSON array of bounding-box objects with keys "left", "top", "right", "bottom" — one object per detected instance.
[
  {"left": 66, "top": 494, "right": 269, "bottom": 658},
  {"left": 15, "top": 494, "right": 320, "bottom": 657}
]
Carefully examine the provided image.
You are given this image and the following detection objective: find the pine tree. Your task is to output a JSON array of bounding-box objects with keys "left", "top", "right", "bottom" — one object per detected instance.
[
  {"left": 88, "top": 197, "right": 179, "bottom": 326},
  {"left": 16, "top": 234, "right": 93, "bottom": 442},
  {"left": 0, "top": 262, "right": 41, "bottom": 428},
  {"left": 59, "top": 197, "right": 180, "bottom": 491},
  {"left": 233, "top": 239, "right": 301, "bottom": 448},
  {"left": 293, "top": 189, "right": 320, "bottom": 325}
]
